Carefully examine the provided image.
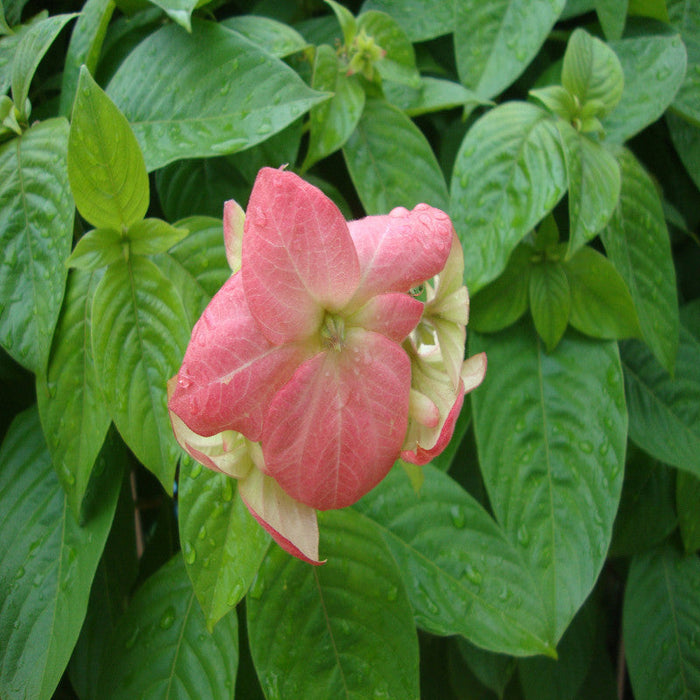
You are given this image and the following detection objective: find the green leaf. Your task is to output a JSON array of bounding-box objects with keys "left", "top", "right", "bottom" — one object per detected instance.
[
  {"left": 178, "top": 459, "right": 269, "bottom": 630},
  {"left": 59, "top": 0, "right": 116, "bottom": 117},
  {"left": 621, "top": 315, "right": 700, "bottom": 479},
  {"left": 471, "top": 320, "right": 627, "bottom": 639},
  {"left": 596, "top": 0, "right": 629, "bottom": 40},
  {"left": 247, "top": 508, "right": 420, "bottom": 699},
  {"left": 146, "top": 0, "right": 199, "bottom": 32},
  {"left": 11, "top": 13, "right": 76, "bottom": 120},
  {"left": 677, "top": 471, "right": 700, "bottom": 553},
  {"left": 454, "top": 0, "right": 567, "bottom": 99},
  {"left": 0, "top": 0, "right": 12, "bottom": 35},
  {"left": 556, "top": 121, "right": 621, "bottom": 258},
  {"left": 383, "top": 76, "right": 489, "bottom": 117},
  {"left": 69, "top": 66, "right": 148, "bottom": 231},
  {"left": 96, "top": 553, "right": 239, "bottom": 699},
  {"left": 343, "top": 97, "right": 448, "bottom": 214},
  {"left": 0, "top": 118, "right": 74, "bottom": 374},
  {"left": 603, "top": 25, "right": 687, "bottom": 143},
  {"left": 65, "top": 227, "right": 123, "bottom": 270},
  {"left": 302, "top": 44, "right": 365, "bottom": 171},
  {"left": 564, "top": 246, "right": 642, "bottom": 340},
  {"left": 469, "top": 243, "right": 532, "bottom": 334},
  {"left": 600, "top": 147, "right": 679, "bottom": 373},
  {"left": 221, "top": 15, "right": 308, "bottom": 58},
  {"left": 529, "top": 258, "right": 571, "bottom": 352},
  {"left": 667, "top": 0, "right": 700, "bottom": 122},
  {"left": 455, "top": 638, "right": 516, "bottom": 698},
  {"left": 624, "top": 543, "right": 700, "bottom": 700},
  {"left": 562, "top": 28, "right": 625, "bottom": 115},
  {"left": 668, "top": 112, "right": 700, "bottom": 190},
  {"left": 91, "top": 255, "right": 190, "bottom": 493},
  {"left": 450, "top": 102, "right": 567, "bottom": 292},
  {"left": 354, "top": 465, "right": 556, "bottom": 656},
  {"left": 106, "top": 19, "right": 328, "bottom": 171},
  {"left": 127, "top": 218, "right": 188, "bottom": 256},
  {"left": 0, "top": 406, "right": 120, "bottom": 700},
  {"left": 360, "top": 0, "right": 454, "bottom": 41},
  {"left": 36, "top": 268, "right": 110, "bottom": 519},
  {"left": 326, "top": 0, "right": 357, "bottom": 46}
]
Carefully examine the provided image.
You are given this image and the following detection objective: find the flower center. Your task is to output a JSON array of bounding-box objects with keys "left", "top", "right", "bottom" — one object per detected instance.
[{"left": 321, "top": 313, "right": 345, "bottom": 352}]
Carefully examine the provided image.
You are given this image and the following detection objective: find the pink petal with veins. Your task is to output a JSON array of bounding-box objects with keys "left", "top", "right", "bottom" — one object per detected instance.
[
  {"left": 346, "top": 292, "right": 423, "bottom": 342},
  {"left": 242, "top": 168, "right": 361, "bottom": 344},
  {"left": 168, "top": 273, "right": 310, "bottom": 439},
  {"left": 262, "top": 329, "right": 410, "bottom": 510}
]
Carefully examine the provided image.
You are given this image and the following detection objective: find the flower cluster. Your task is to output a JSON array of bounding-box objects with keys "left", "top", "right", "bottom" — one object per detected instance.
[{"left": 168, "top": 167, "right": 486, "bottom": 563}]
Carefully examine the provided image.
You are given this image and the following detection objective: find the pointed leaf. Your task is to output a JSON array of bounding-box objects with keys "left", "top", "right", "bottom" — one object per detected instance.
[
  {"left": 383, "top": 76, "right": 490, "bottom": 117},
  {"left": 106, "top": 19, "right": 328, "bottom": 171},
  {"left": 178, "top": 458, "right": 269, "bottom": 629},
  {"left": 96, "top": 554, "right": 239, "bottom": 699},
  {"left": 601, "top": 147, "right": 679, "bottom": 373},
  {"left": 667, "top": 0, "right": 700, "bottom": 122},
  {"left": 0, "top": 407, "right": 120, "bottom": 700},
  {"left": 221, "top": 15, "right": 308, "bottom": 58},
  {"left": 354, "top": 465, "right": 557, "bottom": 656},
  {"left": 343, "top": 98, "right": 448, "bottom": 214},
  {"left": 471, "top": 320, "right": 627, "bottom": 639},
  {"left": 454, "top": 0, "right": 566, "bottom": 98},
  {"left": 69, "top": 66, "right": 148, "bottom": 231},
  {"left": 247, "top": 508, "right": 420, "bottom": 699},
  {"left": 147, "top": 0, "right": 199, "bottom": 31},
  {"left": 92, "top": 255, "right": 190, "bottom": 492},
  {"left": 36, "top": 268, "right": 110, "bottom": 519},
  {"left": 596, "top": 0, "right": 628, "bottom": 39},
  {"left": 360, "top": 0, "right": 454, "bottom": 41},
  {"left": 65, "top": 227, "right": 123, "bottom": 270},
  {"left": 450, "top": 102, "right": 567, "bottom": 292},
  {"left": 0, "top": 118, "right": 73, "bottom": 374},
  {"left": 529, "top": 259, "right": 571, "bottom": 352},
  {"left": 127, "top": 218, "right": 188, "bottom": 256},
  {"left": 624, "top": 543, "right": 700, "bottom": 700}
]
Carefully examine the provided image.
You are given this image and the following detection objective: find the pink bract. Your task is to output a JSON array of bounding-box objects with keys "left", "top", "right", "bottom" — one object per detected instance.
[{"left": 169, "top": 167, "right": 485, "bottom": 563}]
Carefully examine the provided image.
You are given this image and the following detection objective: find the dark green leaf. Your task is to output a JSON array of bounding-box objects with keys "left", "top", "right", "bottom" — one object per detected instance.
[
  {"left": 36, "top": 267, "right": 110, "bottom": 519},
  {"left": 471, "top": 320, "right": 627, "bottom": 639},
  {"left": 677, "top": 471, "right": 700, "bottom": 553},
  {"left": 667, "top": 112, "right": 700, "bottom": 191},
  {"left": 65, "top": 228, "right": 123, "bottom": 270},
  {"left": 456, "top": 638, "right": 516, "bottom": 699},
  {"left": 248, "top": 508, "right": 420, "bottom": 699},
  {"left": 450, "top": 102, "right": 567, "bottom": 292},
  {"left": 0, "top": 118, "right": 73, "bottom": 374},
  {"left": 178, "top": 459, "right": 269, "bottom": 630},
  {"left": 96, "top": 554, "right": 239, "bottom": 699},
  {"left": 355, "top": 465, "right": 556, "bottom": 656},
  {"left": 343, "top": 98, "right": 448, "bottom": 214},
  {"left": 128, "top": 218, "right": 188, "bottom": 256},
  {"left": 564, "top": 246, "right": 642, "bottom": 340},
  {"left": 624, "top": 543, "right": 700, "bottom": 700},
  {"left": 0, "top": 406, "right": 120, "bottom": 700},
  {"left": 529, "top": 258, "right": 571, "bottom": 352},
  {"left": 454, "top": 0, "right": 567, "bottom": 99},
  {"left": 221, "top": 15, "right": 308, "bottom": 57},
  {"left": 667, "top": 0, "right": 700, "bottom": 123},
  {"left": 91, "top": 256, "right": 190, "bottom": 493},
  {"left": 106, "top": 19, "right": 327, "bottom": 171},
  {"left": 601, "top": 147, "right": 679, "bottom": 373}
]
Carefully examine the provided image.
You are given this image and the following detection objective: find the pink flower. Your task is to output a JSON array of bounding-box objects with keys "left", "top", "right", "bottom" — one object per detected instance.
[{"left": 168, "top": 167, "right": 485, "bottom": 564}]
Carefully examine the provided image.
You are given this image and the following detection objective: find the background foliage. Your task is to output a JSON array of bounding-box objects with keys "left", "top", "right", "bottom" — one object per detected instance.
[{"left": 1, "top": 0, "right": 699, "bottom": 698}]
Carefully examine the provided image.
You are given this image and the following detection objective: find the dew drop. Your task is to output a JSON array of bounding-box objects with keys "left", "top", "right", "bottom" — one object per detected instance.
[
  {"left": 517, "top": 523, "right": 530, "bottom": 547},
  {"left": 159, "top": 606, "right": 176, "bottom": 630},
  {"left": 464, "top": 563, "right": 483, "bottom": 588},
  {"left": 124, "top": 626, "right": 139, "bottom": 649},
  {"left": 579, "top": 440, "right": 593, "bottom": 454},
  {"left": 183, "top": 541, "right": 196, "bottom": 565},
  {"left": 227, "top": 583, "right": 243, "bottom": 607},
  {"left": 197, "top": 525, "right": 207, "bottom": 540},
  {"left": 386, "top": 585, "right": 398, "bottom": 602},
  {"left": 190, "top": 462, "right": 202, "bottom": 479},
  {"left": 222, "top": 478, "right": 234, "bottom": 501},
  {"left": 450, "top": 505, "right": 466, "bottom": 529},
  {"left": 14, "top": 566, "right": 25, "bottom": 580}
]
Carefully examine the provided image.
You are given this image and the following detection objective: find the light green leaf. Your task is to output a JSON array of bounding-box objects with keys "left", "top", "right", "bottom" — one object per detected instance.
[
  {"left": 596, "top": 0, "right": 629, "bottom": 40},
  {"left": 469, "top": 243, "right": 532, "bottom": 334},
  {"left": 128, "top": 218, "right": 189, "bottom": 256},
  {"left": 360, "top": 0, "right": 454, "bottom": 41},
  {"left": 624, "top": 543, "right": 700, "bottom": 700},
  {"left": 106, "top": 19, "right": 328, "bottom": 171},
  {"left": 343, "top": 98, "right": 448, "bottom": 214},
  {"left": 562, "top": 28, "right": 625, "bottom": 115},
  {"left": 677, "top": 471, "right": 700, "bottom": 553},
  {"left": 471, "top": 320, "right": 627, "bottom": 639},
  {"left": 601, "top": 147, "right": 679, "bottom": 373},
  {"left": 0, "top": 406, "right": 120, "bottom": 700},
  {"left": 91, "top": 255, "right": 190, "bottom": 493},
  {"left": 354, "top": 465, "right": 556, "bottom": 656},
  {"left": 221, "top": 15, "right": 308, "bottom": 57},
  {"left": 59, "top": 0, "right": 115, "bottom": 117},
  {"left": 621, "top": 308, "right": 700, "bottom": 479},
  {"left": 302, "top": 44, "right": 365, "bottom": 171},
  {"left": 178, "top": 459, "right": 269, "bottom": 630},
  {"left": 604, "top": 25, "right": 687, "bottom": 142},
  {"left": 383, "top": 76, "right": 489, "bottom": 117},
  {"left": 11, "top": 13, "right": 76, "bottom": 120},
  {"left": 564, "top": 246, "right": 642, "bottom": 340},
  {"left": 450, "top": 102, "right": 567, "bottom": 292},
  {"left": 0, "top": 118, "right": 73, "bottom": 374},
  {"left": 36, "top": 268, "right": 110, "bottom": 519},
  {"left": 65, "top": 228, "right": 123, "bottom": 270},
  {"left": 326, "top": 0, "right": 357, "bottom": 46},
  {"left": 68, "top": 66, "right": 149, "bottom": 231},
  {"left": 96, "top": 554, "right": 239, "bottom": 699},
  {"left": 146, "top": 0, "right": 199, "bottom": 31},
  {"left": 557, "top": 122, "right": 621, "bottom": 257},
  {"left": 667, "top": 0, "right": 700, "bottom": 122},
  {"left": 529, "top": 258, "right": 571, "bottom": 352},
  {"left": 454, "top": 0, "right": 567, "bottom": 98},
  {"left": 247, "top": 508, "right": 420, "bottom": 699}
]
